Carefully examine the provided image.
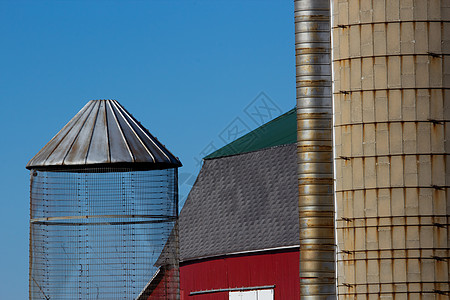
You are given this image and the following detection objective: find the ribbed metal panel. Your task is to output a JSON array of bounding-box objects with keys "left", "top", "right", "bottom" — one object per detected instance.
[
  {"left": 27, "top": 100, "right": 181, "bottom": 171},
  {"left": 333, "top": 0, "right": 450, "bottom": 298},
  {"left": 295, "top": 0, "right": 336, "bottom": 299},
  {"left": 29, "top": 167, "right": 179, "bottom": 300}
]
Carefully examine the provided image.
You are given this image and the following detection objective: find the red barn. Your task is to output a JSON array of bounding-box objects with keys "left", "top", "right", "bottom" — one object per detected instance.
[{"left": 178, "top": 109, "right": 300, "bottom": 300}]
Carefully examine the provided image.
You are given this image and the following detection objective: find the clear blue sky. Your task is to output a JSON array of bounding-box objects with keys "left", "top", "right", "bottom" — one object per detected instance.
[{"left": 0, "top": 1, "right": 295, "bottom": 298}]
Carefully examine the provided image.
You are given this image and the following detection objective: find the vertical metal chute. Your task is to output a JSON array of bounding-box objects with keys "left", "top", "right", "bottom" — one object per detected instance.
[{"left": 295, "top": 0, "right": 336, "bottom": 298}]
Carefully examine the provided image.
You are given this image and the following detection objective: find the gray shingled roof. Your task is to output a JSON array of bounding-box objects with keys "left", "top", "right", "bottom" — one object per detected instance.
[{"left": 179, "top": 144, "right": 299, "bottom": 261}]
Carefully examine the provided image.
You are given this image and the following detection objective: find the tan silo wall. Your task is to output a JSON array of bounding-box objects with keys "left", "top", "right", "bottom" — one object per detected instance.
[{"left": 332, "top": 0, "right": 450, "bottom": 299}]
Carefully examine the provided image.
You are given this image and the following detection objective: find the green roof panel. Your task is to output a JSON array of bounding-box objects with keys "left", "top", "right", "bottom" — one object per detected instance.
[{"left": 204, "top": 108, "right": 297, "bottom": 160}]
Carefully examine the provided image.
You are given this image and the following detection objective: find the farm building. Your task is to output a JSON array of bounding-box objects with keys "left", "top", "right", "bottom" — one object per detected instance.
[
  {"left": 140, "top": 108, "right": 300, "bottom": 300},
  {"left": 25, "top": 1, "right": 450, "bottom": 298},
  {"left": 179, "top": 108, "right": 300, "bottom": 299}
]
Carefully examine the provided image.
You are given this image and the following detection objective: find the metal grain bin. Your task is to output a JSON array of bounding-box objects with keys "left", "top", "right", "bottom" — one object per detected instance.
[
  {"left": 332, "top": 1, "right": 450, "bottom": 298},
  {"left": 27, "top": 100, "right": 181, "bottom": 299}
]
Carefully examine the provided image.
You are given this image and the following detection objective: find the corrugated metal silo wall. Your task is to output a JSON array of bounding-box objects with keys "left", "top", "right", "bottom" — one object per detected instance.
[
  {"left": 332, "top": 0, "right": 450, "bottom": 299},
  {"left": 295, "top": 0, "right": 336, "bottom": 299}
]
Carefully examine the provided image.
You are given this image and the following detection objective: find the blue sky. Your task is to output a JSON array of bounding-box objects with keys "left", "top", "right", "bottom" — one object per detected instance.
[{"left": 0, "top": 1, "right": 295, "bottom": 297}]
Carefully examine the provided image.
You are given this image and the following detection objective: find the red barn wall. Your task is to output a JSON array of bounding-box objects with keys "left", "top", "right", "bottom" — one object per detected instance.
[
  {"left": 145, "top": 268, "right": 179, "bottom": 300},
  {"left": 180, "top": 249, "right": 299, "bottom": 299}
]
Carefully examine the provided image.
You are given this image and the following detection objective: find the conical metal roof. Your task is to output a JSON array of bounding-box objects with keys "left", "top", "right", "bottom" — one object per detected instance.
[{"left": 26, "top": 100, "right": 182, "bottom": 171}]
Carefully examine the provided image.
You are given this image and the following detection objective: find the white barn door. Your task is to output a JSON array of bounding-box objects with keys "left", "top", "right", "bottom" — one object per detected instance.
[{"left": 229, "top": 289, "right": 274, "bottom": 300}]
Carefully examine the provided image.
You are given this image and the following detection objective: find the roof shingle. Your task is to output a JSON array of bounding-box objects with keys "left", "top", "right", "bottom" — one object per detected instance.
[{"left": 180, "top": 144, "right": 299, "bottom": 261}]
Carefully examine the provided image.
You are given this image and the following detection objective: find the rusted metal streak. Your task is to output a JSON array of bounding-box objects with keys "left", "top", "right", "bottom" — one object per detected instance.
[
  {"left": 338, "top": 254, "right": 450, "bottom": 260},
  {"left": 338, "top": 256, "right": 450, "bottom": 261},
  {"left": 296, "top": 80, "right": 331, "bottom": 87},
  {"left": 296, "top": 48, "right": 329, "bottom": 55},
  {"left": 335, "top": 120, "right": 449, "bottom": 127},
  {"left": 295, "top": 15, "right": 329, "bottom": 21},
  {"left": 333, "top": 53, "right": 450, "bottom": 62},
  {"left": 337, "top": 224, "right": 449, "bottom": 230},
  {"left": 339, "top": 281, "right": 450, "bottom": 287},
  {"left": 295, "top": 9, "right": 329, "bottom": 13},
  {"left": 335, "top": 87, "right": 450, "bottom": 94},
  {"left": 335, "top": 153, "right": 449, "bottom": 160},
  {"left": 332, "top": 19, "right": 450, "bottom": 29},
  {"left": 337, "top": 247, "right": 450, "bottom": 253},
  {"left": 337, "top": 215, "right": 450, "bottom": 221},
  {"left": 336, "top": 186, "right": 450, "bottom": 192},
  {"left": 337, "top": 291, "right": 450, "bottom": 296},
  {"left": 31, "top": 276, "right": 50, "bottom": 300},
  {"left": 296, "top": 56, "right": 330, "bottom": 65}
]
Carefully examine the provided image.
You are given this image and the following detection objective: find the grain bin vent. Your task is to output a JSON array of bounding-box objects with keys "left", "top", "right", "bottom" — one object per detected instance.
[{"left": 27, "top": 100, "right": 181, "bottom": 300}]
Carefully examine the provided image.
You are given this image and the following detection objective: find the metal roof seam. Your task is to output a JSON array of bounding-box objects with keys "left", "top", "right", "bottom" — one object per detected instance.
[
  {"left": 204, "top": 143, "right": 295, "bottom": 161},
  {"left": 61, "top": 100, "right": 98, "bottom": 166},
  {"left": 44, "top": 100, "right": 95, "bottom": 166},
  {"left": 110, "top": 100, "right": 156, "bottom": 163},
  {"left": 30, "top": 101, "right": 92, "bottom": 167},
  {"left": 106, "top": 100, "right": 134, "bottom": 162},
  {"left": 103, "top": 100, "right": 112, "bottom": 164},
  {"left": 113, "top": 100, "right": 173, "bottom": 164},
  {"left": 83, "top": 100, "right": 101, "bottom": 165}
]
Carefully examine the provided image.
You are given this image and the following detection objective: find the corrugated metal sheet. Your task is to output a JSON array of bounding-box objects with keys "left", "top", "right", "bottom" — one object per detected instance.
[
  {"left": 294, "top": 0, "right": 336, "bottom": 298},
  {"left": 332, "top": 0, "right": 450, "bottom": 298},
  {"left": 26, "top": 100, "right": 181, "bottom": 171},
  {"left": 180, "top": 144, "right": 299, "bottom": 261}
]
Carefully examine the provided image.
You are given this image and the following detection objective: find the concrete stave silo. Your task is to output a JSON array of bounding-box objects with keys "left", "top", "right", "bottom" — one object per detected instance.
[{"left": 332, "top": 0, "right": 450, "bottom": 298}]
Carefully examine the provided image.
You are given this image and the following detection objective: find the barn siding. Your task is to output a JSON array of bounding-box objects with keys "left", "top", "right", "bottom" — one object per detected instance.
[{"left": 180, "top": 249, "right": 299, "bottom": 299}]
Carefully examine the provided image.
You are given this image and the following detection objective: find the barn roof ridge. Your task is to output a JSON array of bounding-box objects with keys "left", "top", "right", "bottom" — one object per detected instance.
[{"left": 204, "top": 107, "right": 297, "bottom": 160}]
